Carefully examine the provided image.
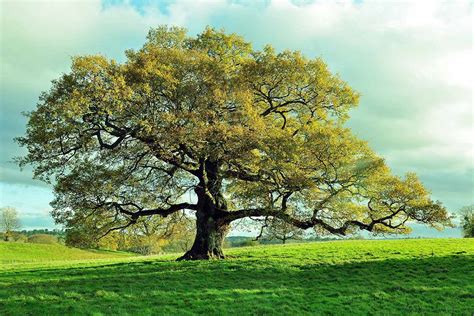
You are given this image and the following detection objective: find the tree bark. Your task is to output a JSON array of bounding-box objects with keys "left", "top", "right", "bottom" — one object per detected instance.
[
  {"left": 177, "top": 210, "right": 229, "bottom": 260},
  {"left": 177, "top": 159, "right": 230, "bottom": 260}
]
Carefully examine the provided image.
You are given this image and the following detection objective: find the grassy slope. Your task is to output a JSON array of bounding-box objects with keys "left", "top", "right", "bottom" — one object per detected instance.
[
  {"left": 0, "top": 239, "right": 473, "bottom": 315},
  {"left": 0, "top": 242, "right": 135, "bottom": 265}
]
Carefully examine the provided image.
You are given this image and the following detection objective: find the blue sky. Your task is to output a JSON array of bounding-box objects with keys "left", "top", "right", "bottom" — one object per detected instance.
[{"left": 0, "top": 0, "right": 472, "bottom": 230}]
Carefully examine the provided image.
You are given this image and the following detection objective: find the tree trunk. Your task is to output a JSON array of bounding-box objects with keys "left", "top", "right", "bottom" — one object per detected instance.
[
  {"left": 4, "top": 230, "right": 11, "bottom": 242},
  {"left": 177, "top": 159, "right": 230, "bottom": 260},
  {"left": 177, "top": 211, "right": 229, "bottom": 260}
]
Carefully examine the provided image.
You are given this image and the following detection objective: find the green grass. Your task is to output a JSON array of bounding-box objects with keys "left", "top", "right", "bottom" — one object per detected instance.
[
  {"left": 1, "top": 239, "right": 473, "bottom": 315},
  {"left": 0, "top": 242, "right": 135, "bottom": 266}
]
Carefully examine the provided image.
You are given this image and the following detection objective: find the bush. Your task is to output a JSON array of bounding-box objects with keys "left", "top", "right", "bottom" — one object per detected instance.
[
  {"left": 28, "top": 234, "right": 58, "bottom": 244},
  {"left": 127, "top": 244, "right": 156, "bottom": 255},
  {"left": 1, "top": 232, "right": 28, "bottom": 242},
  {"left": 126, "top": 237, "right": 168, "bottom": 255},
  {"left": 238, "top": 239, "right": 259, "bottom": 247},
  {"left": 11, "top": 232, "right": 28, "bottom": 242}
]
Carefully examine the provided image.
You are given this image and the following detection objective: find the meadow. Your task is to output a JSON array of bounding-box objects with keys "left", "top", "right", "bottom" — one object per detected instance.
[
  {"left": 0, "top": 239, "right": 472, "bottom": 315},
  {"left": 0, "top": 242, "right": 134, "bottom": 265}
]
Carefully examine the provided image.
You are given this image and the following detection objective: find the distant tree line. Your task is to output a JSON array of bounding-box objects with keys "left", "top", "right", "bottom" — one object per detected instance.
[
  {"left": 18, "top": 228, "right": 65, "bottom": 237},
  {"left": 3, "top": 203, "right": 471, "bottom": 255}
]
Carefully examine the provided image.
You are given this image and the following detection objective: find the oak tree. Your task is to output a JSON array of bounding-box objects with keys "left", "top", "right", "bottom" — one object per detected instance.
[{"left": 17, "top": 26, "right": 450, "bottom": 260}]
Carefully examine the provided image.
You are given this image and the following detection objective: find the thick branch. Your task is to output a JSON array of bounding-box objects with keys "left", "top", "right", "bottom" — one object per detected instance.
[
  {"left": 132, "top": 133, "right": 200, "bottom": 176},
  {"left": 111, "top": 202, "right": 197, "bottom": 220},
  {"left": 96, "top": 202, "right": 197, "bottom": 240},
  {"left": 98, "top": 220, "right": 136, "bottom": 239},
  {"left": 223, "top": 205, "right": 408, "bottom": 236}
]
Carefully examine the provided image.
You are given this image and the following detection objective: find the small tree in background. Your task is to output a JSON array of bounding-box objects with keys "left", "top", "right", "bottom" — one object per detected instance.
[
  {"left": 459, "top": 205, "right": 473, "bottom": 238},
  {"left": 0, "top": 207, "right": 21, "bottom": 241}
]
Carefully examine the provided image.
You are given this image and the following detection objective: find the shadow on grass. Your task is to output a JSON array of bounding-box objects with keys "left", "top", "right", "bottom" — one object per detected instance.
[{"left": 1, "top": 254, "right": 473, "bottom": 315}]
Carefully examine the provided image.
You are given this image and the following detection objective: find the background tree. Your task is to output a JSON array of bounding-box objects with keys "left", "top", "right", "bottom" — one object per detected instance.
[
  {"left": 459, "top": 205, "right": 473, "bottom": 238},
  {"left": 0, "top": 207, "right": 21, "bottom": 241},
  {"left": 17, "top": 26, "right": 451, "bottom": 260}
]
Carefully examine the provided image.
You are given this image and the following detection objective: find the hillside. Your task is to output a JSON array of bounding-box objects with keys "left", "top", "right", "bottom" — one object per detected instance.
[
  {"left": 0, "top": 242, "right": 135, "bottom": 265},
  {"left": 0, "top": 239, "right": 473, "bottom": 315}
]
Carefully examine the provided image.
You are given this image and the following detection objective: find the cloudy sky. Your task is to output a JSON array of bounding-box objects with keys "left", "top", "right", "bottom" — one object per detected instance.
[{"left": 0, "top": 0, "right": 472, "bottom": 230}]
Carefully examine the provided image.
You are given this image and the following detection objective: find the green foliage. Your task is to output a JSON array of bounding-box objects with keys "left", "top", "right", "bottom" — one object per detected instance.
[
  {"left": 225, "top": 236, "right": 259, "bottom": 247},
  {"left": 235, "top": 239, "right": 259, "bottom": 247},
  {"left": 19, "top": 229, "right": 65, "bottom": 238},
  {"left": 65, "top": 226, "right": 98, "bottom": 249},
  {"left": 459, "top": 205, "right": 474, "bottom": 238},
  {"left": 27, "top": 234, "right": 58, "bottom": 244},
  {"left": 0, "top": 239, "right": 472, "bottom": 314},
  {"left": 64, "top": 212, "right": 195, "bottom": 255},
  {"left": 243, "top": 239, "right": 259, "bottom": 247}
]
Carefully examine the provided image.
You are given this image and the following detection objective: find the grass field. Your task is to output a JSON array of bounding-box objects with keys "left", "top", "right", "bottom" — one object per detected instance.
[
  {"left": 0, "top": 239, "right": 473, "bottom": 315},
  {"left": 0, "top": 242, "right": 135, "bottom": 265}
]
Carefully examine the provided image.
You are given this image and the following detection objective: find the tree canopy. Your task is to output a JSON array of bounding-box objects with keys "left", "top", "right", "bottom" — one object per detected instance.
[{"left": 17, "top": 26, "right": 450, "bottom": 259}]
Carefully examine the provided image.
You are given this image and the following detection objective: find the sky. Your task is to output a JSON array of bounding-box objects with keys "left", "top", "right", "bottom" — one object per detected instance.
[{"left": 0, "top": 0, "right": 472, "bottom": 232}]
